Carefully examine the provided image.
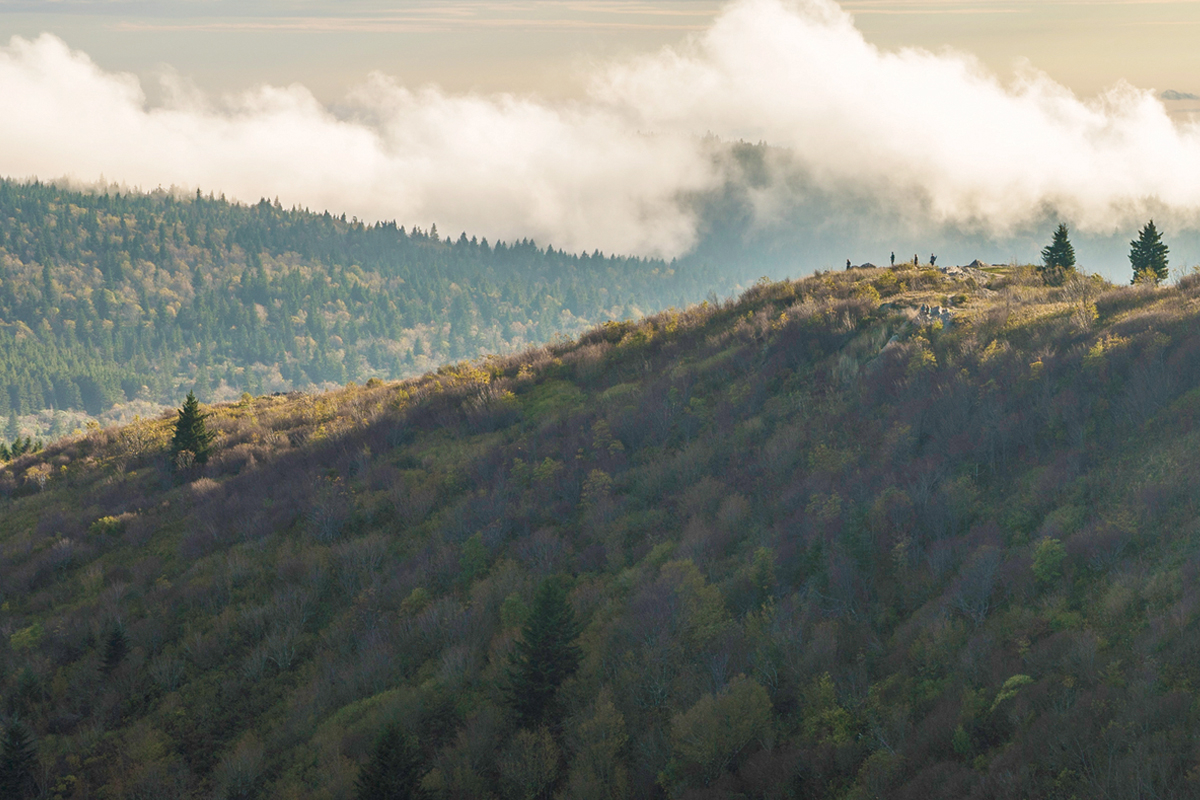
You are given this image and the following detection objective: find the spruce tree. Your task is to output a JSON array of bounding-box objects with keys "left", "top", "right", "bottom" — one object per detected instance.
[
  {"left": 171, "top": 391, "right": 214, "bottom": 465},
  {"left": 504, "top": 579, "right": 582, "bottom": 728},
  {"left": 1130, "top": 220, "right": 1170, "bottom": 284},
  {"left": 102, "top": 625, "right": 128, "bottom": 673},
  {"left": 1039, "top": 223, "right": 1076, "bottom": 286},
  {"left": 0, "top": 719, "right": 36, "bottom": 800},
  {"left": 355, "top": 723, "right": 424, "bottom": 800}
]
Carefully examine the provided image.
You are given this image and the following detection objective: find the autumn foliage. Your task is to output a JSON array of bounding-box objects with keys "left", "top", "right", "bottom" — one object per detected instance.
[{"left": 1, "top": 263, "right": 1199, "bottom": 798}]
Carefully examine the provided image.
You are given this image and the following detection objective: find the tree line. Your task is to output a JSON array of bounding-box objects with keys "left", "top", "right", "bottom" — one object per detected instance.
[{"left": 0, "top": 179, "right": 728, "bottom": 422}]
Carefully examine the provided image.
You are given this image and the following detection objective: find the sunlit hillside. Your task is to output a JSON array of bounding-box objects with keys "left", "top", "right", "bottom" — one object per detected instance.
[{"left": 3, "top": 262, "right": 1200, "bottom": 799}]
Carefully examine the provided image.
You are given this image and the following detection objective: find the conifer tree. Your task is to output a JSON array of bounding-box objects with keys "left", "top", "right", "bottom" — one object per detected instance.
[
  {"left": 12, "top": 669, "right": 40, "bottom": 718},
  {"left": 355, "top": 723, "right": 424, "bottom": 800},
  {"left": 1039, "top": 223, "right": 1076, "bottom": 286},
  {"left": 504, "top": 579, "right": 582, "bottom": 728},
  {"left": 171, "top": 391, "right": 214, "bottom": 464},
  {"left": 0, "top": 719, "right": 36, "bottom": 800},
  {"left": 102, "top": 624, "right": 128, "bottom": 673},
  {"left": 1130, "top": 220, "right": 1170, "bottom": 284}
]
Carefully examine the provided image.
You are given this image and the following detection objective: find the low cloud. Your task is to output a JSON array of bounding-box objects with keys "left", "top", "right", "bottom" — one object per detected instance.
[
  {"left": 602, "top": 0, "right": 1200, "bottom": 238},
  {"left": 1161, "top": 90, "right": 1199, "bottom": 101},
  {"left": 0, "top": 34, "right": 715, "bottom": 256},
  {"left": 1, "top": 0, "right": 1200, "bottom": 261}
]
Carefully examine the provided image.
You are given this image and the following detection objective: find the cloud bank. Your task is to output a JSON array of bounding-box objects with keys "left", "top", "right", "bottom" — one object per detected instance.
[
  {"left": 1, "top": 0, "right": 1200, "bottom": 259},
  {"left": 0, "top": 33, "right": 713, "bottom": 256}
]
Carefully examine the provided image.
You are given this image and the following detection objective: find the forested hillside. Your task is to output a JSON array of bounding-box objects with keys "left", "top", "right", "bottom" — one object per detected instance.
[
  {"left": 0, "top": 179, "right": 728, "bottom": 436},
  {"left": 3, "top": 263, "right": 1200, "bottom": 799}
]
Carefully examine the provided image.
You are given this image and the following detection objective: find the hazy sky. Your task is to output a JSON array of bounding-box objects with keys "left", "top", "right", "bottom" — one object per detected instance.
[
  {"left": 4, "top": 0, "right": 1200, "bottom": 275},
  {"left": 2, "top": 1, "right": 1199, "bottom": 102}
]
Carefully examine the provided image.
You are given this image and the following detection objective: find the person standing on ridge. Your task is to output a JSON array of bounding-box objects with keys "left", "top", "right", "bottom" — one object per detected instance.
[{"left": 890, "top": 252, "right": 895, "bottom": 267}]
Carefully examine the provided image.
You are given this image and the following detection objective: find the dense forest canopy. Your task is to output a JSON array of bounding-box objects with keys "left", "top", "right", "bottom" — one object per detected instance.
[
  {"left": 2, "top": 263, "right": 1200, "bottom": 798},
  {"left": 0, "top": 178, "right": 732, "bottom": 435}
]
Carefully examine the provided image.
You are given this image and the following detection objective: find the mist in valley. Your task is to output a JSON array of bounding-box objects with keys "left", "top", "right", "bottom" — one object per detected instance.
[{"left": 1, "top": 0, "right": 1199, "bottom": 282}]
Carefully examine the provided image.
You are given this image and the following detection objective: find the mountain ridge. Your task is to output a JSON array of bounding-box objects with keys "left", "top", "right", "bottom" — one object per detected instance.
[
  {"left": 0, "top": 177, "right": 734, "bottom": 440},
  {"left": 2, "top": 263, "right": 1199, "bottom": 798}
]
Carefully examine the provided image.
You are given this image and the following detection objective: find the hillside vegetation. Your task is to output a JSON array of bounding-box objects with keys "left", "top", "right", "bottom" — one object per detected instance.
[
  {"left": 3, "top": 263, "right": 1200, "bottom": 799},
  {"left": 0, "top": 179, "right": 727, "bottom": 437}
]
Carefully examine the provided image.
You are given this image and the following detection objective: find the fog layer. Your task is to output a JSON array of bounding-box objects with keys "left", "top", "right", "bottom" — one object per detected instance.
[{"left": 1, "top": 0, "right": 1198, "bottom": 262}]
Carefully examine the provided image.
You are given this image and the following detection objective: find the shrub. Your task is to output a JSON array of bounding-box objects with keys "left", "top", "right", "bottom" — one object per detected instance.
[
  {"left": 666, "top": 675, "right": 772, "bottom": 787},
  {"left": 562, "top": 688, "right": 629, "bottom": 800},
  {"left": 1095, "top": 285, "right": 1162, "bottom": 319},
  {"left": 497, "top": 727, "right": 559, "bottom": 800},
  {"left": 211, "top": 735, "right": 265, "bottom": 800},
  {"left": 89, "top": 515, "right": 126, "bottom": 536},
  {"left": 1032, "top": 538, "right": 1067, "bottom": 585},
  {"left": 1178, "top": 267, "right": 1200, "bottom": 297},
  {"left": 9, "top": 623, "right": 43, "bottom": 652}
]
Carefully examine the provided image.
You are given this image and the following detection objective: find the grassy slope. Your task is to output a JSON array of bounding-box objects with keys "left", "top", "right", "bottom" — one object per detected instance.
[{"left": 3, "top": 264, "right": 1200, "bottom": 799}]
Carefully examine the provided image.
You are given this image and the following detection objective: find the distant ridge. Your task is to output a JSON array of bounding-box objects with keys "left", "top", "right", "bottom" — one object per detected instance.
[{"left": 0, "top": 178, "right": 733, "bottom": 440}]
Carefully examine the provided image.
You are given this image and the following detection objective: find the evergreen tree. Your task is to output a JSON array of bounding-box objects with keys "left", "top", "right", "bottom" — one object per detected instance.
[
  {"left": 1039, "top": 223, "right": 1076, "bottom": 285},
  {"left": 0, "top": 719, "right": 36, "bottom": 800},
  {"left": 10, "top": 669, "right": 40, "bottom": 719},
  {"left": 355, "top": 723, "right": 424, "bottom": 800},
  {"left": 102, "top": 624, "right": 128, "bottom": 673},
  {"left": 1130, "top": 220, "right": 1170, "bottom": 284},
  {"left": 504, "top": 579, "right": 582, "bottom": 728},
  {"left": 171, "top": 391, "right": 215, "bottom": 464}
]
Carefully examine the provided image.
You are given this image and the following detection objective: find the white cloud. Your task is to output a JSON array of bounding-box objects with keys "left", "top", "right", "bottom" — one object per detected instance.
[
  {"left": 1, "top": 0, "right": 1199, "bottom": 259},
  {"left": 601, "top": 0, "right": 1200, "bottom": 236},
  {"left": 0, "top": 33, "right": 715, "bottom": 256}
]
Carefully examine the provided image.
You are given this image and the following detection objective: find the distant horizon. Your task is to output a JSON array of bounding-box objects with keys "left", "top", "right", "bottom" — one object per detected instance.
[
  {"left": 2, "top": 1, "right": 1199, "bottom": 103},
  {"left": 3, "top": 0, "right": 1200, "bottom": 280},
  {"left": 6, "top": 171, "right": 1195, "bottom": 287}
]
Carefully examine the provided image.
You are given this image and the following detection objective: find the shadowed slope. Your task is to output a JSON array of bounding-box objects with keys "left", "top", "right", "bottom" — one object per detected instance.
[{"left": 2, "top": 264, "right": 1200, "bottom": 798}]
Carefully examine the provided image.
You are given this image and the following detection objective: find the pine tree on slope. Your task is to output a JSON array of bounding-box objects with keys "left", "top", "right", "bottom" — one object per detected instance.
[
  {"left": 0, "top": 720, "right": 37, "bottom": 800},
  {"left": 1039, "top": 223, "right": 1076, "bottom": 286},
  {"left": 355, "top": 723, "right": 424, "bottom": 800},
  {"left": 171, "top": 390, "right": 215, "bottom": 465},
  {"left": 504, "top": 579, "right": 582, "bottom": 728},
  {"left": 1130, "top": 220, "right": 1170, "bottom": 285}
]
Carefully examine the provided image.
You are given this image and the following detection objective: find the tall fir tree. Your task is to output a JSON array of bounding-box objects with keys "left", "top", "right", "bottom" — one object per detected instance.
[
  {"left": 102, "top": 624, "right": 129, "bottom": 673},
  {"left": 1039, "top": 223, "right": 1076, "bottom": 286},
  {"left": 504, "top": 579, "right": 582, "bottom": 728},
  {"left": 0, "top": 719, "right": 36, "bottom": 800},
  {"left": 355, "top": 723, "right": 424, "bottom": 800},
  {"left": 171, "top": 391, "right": 215, "bottom": 465},
  {"left": 1130, "top": 220, "right": 1170, "bottom": 284}
]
